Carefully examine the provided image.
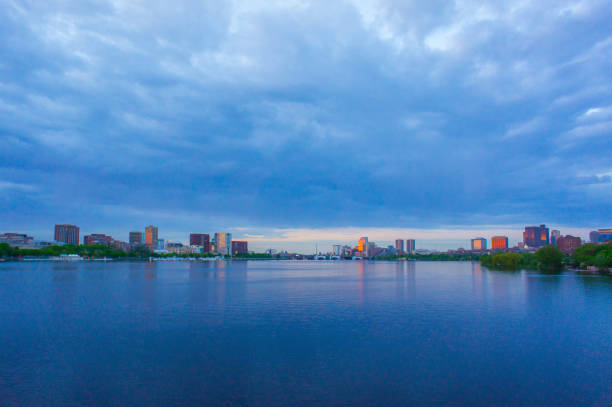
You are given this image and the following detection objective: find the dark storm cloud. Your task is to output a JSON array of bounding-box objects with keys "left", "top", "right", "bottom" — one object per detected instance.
[{"left": 1, "top": 0, "right": 611, "bottom": 240}]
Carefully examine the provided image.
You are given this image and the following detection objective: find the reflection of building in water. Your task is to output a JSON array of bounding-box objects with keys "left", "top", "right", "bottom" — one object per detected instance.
[
  {"left": 471, "top": 261, "right": 484, "bottom": 300},
  {"left": 394, "top": 261, "right": 416, "bottom": 300}
]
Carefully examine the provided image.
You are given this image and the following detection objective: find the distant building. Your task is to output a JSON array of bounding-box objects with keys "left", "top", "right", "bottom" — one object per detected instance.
[
  {"left": 332, "top": 244, "right": 342, "bottom": 256},
  {"left": 231, "top": 240, "right": 248, "bottom": 255},
  {"left": 0, "top": 233, "right": 34, "bottom": 247},
  {"left": 129, "top": 231, "right": 143, "bottom": 245},
  {"left": 84, "top": 234, "right": 113, "bottom": 246},
  {"left": 190, "top": 233, "right": 210, "bottom": 252},
  {"left": 491, "top": 236, "right": 508, "bottom": 250},
  {"left": 589, "top": 231, "right": 600, "bottom": 243},
  {"left": 406, "top": 239, "right": 416, "bottom": 254},
  {"left": 550, "top": 230, "right": 561, "bottom": 246},
  {"left": 111, "top": 240, "right": 129, "bottom": 252},
  {"left": 598, "top": 229, "right": 612, "bottom": 243},
  {"left": 214, "top": 232, "right": 232, "bottom": 255},
  {"left": 157, "top": 239, "right": 165, "bottom": 250},
  {"left": 145, "top": 225, "right": 158, "bottom": 250},
  {"left": 54, "top": 224, "right": 80, "bottom": 245},
  {"left": 523, "top": 224, "right": 549, "bottom": 248},
  {"left": 394, "top": 239, "right": 404, "bottom": 254},
  {"left": 367, "top": 242, "right": 382, "bottom": 257},
  {"left": 471, "top": 237, "right": 487, "bottom": 251},
  {"left": 358, "top": 237, "right": 368, "bottom": 255},
  {"left": 556, "top": 235, "right": 582, "bottom": 254}
]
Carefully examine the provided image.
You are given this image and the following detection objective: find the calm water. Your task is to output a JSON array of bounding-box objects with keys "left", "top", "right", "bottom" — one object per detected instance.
[{"left": 0, "top": 260, "right": 611, "bottom": 406}]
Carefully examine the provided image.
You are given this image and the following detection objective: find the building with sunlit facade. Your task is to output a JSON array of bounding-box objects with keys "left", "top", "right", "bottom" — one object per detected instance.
[
  {"left": 358, "top": 237, "right": 368, "bottom": 255},
  {"left": 523, "top": 224, "right": 549, "bottom": 248},
  {"left": 145, "top": 225, "right": 158, "bottom": 250},
  {"left": 491, "top": 236, "right": 508, "bottom": 250},
  {"left": 471, "top": 238, "right": 487, "bottom": 251},
  {"left": 214, "top": 232, "right": 232, "bottom": 255}
]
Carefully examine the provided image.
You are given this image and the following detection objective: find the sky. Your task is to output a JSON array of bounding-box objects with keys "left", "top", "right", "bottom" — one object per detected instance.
[{"left": 1, "top": 0, "right": 611, "bottom": 252}]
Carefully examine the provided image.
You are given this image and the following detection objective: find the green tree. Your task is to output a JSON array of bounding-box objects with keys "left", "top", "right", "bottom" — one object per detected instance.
[
  {"left": 0, "top": 243, "right": 14, "bottom": 257},
  {"left": 535, "top": 245, "right": 565, "bottom": 272}
]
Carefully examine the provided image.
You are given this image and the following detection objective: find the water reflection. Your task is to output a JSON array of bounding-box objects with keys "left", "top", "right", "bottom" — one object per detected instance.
[{"left": 3, "top": 261, "right": 612, "bottom": 406}]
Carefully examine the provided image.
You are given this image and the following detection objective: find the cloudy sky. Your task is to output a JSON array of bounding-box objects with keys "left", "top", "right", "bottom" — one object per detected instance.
[{"left": 1, "top": 0, "right": 611, "bottom": 251}]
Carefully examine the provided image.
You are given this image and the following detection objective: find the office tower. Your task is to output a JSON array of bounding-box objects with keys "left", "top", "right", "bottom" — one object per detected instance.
[
  {"left": 589, "top": 231, "right": 600, "bottom": 243},
  {"left": 145, "top": 225, "right": 158, "bottom": 250},
  {"left": 190, "top": 233, "right": 210, "bottom": 252},
  {"left": 358, "top": 237, "right": 368, "bottom": 255},
  {"left": 597, "top": 229, "right": 612, "bottom": 243},
  {"left": 556, "top": 235, "right": 582, "bottom": 254},
  {"left": 491, "top": 236, "right": 509, "bottom": 250},
  {"left": 84, "top": 234, "right": 113, "bottom": 246},
  {"left": 550, "top": 230, "right": 561, "bottom": 246},
  {"left": 471, "top": 237, "right": 487, "bottom": 251},
  {"left": 231, "top": 241, "right": 248, "bottom": 255},
  {"left": 157, "top": 239, "right": 165, "bottom": 250},
  {"left": 406, "top": 239, "right": 416, "bottom": 254},
  {"left": 395, "top": 239, "right": 404, "bottom": 253},
  {"left": 54, "top": 224, "right": 80, "bottom": 245},
  {"left": 214, "top": 232, "right": 232, "bottom": 255},
  {"left": 332, "top": 244, "right": 342, "bottom": 256},
  {"left": 129, "top": 231, "right": 143, "bottom": 245},
  {"left": 523, "top": 224, "right": 549, "bottom": 248}
]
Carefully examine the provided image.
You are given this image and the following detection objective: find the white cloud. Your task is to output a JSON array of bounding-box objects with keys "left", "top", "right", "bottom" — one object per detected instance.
[
  {"left": 504, "top": 117, "right": 546, "bottom": 139},
  {"left": 577, "top": 106, "right": 612, "bottom": 122},
  {"left": 0, "top": 181, "right": 37, "bottom": 192},
  {"left": 565, "top": 120, "right": 612, "bottom": 138}
]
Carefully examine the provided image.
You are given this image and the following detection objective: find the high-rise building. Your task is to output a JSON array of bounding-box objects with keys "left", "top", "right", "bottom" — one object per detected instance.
[
  {"left": 157, "top": 239, "right": 165, "bottom": 250},
  {"left": 332, "top": 244, "right": 342, "bottom": 256},
  {"left": 54, "top": 224, "right": 80, "bottom": 245},
  {"left": 214, "top": 232, "right": 232, "bottom": 255},
  {"left": 491, "top": 236, "right": 508, "bottom": 250},
  {"left": 190, "top": 233, "right": 210, "bottom": 252},
  {"left": 406, "top": 239, "right": 416, "bottom": 254},
  {"left": 84, "top": 234, "right": 113, "bottom": 246},
  {"left": 471, "top": 237, "right": 487, "bottom": 251},
  {"left": 394, "top": 239, "right": 404, "bottom": 254},
  {"left": 598, "top": 229, "right": 612, "bottom": 243},
  {"left": 231, "top": 240, "right": 248, "bottom": 255},
  {"left": 589, "top": 231, "right": 600, "bottom": 243},
  {"left": 550, "top": 230, "right": 561, "bottom": 246},
  {"left": 556, "top": 235, "right": 582, "bottom": 254},
  {"left": 145, "top": 225, "right": 158, "bottom": 250},
  {"left": 358, "top": 237, "right": 368, "bottom": 255},
  {"left": 129, "top": 231, "right": 143, "bottom": 245},
  {"left": 523, "top": 224, "right": 549, "bottom": 248}
]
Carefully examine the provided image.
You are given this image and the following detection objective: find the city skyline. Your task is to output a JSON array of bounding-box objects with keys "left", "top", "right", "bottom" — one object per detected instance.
[{"left": 2, "top": 223, "right": 603, "bottom": 253}]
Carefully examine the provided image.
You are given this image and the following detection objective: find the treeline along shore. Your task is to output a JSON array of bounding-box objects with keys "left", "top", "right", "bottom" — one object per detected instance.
[{"left": 1, "top": 242, "right": 610, "bottom": 273}]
